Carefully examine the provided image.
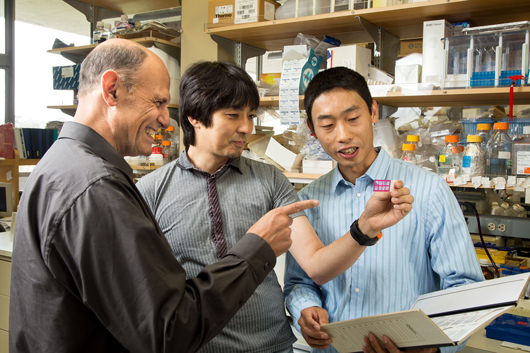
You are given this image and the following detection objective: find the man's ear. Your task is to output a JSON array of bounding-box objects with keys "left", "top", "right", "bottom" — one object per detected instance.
[
  {"left": 188, "top": 116, "right": 201, "bottom": 129},
  {"left": 101, "top": 70, "right": 120, "bottom": 107},
  {"left": 371, "top": 99, "right": 379, "bottom": 124},
  {"left": 307, "top": 118, "right": 317, "bottom": 139}
]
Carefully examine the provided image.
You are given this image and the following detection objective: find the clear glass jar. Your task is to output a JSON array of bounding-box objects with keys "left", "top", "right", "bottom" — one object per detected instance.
[
  {"left": 486, "top": 122, "right": 514, "bottom": 179},
  {"left": 462, "top": 135, "right": 485, "bottom": 177},
  {"left": 438, "top": 135, "right": 461, "bottom": 179},
  {"left": 401, "top": 143, "right": 417, "bottom": 165}
]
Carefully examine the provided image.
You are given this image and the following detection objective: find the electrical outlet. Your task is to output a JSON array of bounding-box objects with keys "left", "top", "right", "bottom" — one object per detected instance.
[
  {"left": 488, "top": 222, "right": 496, "bottom": 231},
  {"left": 498, "top": 223, "right": 506, "bottom": 232}
]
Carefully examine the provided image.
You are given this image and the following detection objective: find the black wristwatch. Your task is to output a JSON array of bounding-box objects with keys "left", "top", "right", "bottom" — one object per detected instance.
[{"left": 350, "top": 219, "right": 382, "bottom": 246}]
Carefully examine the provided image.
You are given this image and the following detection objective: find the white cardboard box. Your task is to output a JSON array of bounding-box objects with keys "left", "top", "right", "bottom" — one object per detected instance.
[
  {"left": 395, "top": 64, "right": 422, "bottom": 84},
  {"left": 422, "top": 19, "right": 453, "bottom": 84},
  {"left": 327, "top": 45, "right": 371, "bottom": 79},
  {"left": 248, "top": 135, "right": 303, "bottom": 172},
  {"left": 302, "top": 159, "right": 336, "bottom": 174}
]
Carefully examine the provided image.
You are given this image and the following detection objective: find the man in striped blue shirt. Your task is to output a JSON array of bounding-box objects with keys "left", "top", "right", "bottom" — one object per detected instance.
[{"left": 284, "top": 67, "right": 484, "bottom": 353}]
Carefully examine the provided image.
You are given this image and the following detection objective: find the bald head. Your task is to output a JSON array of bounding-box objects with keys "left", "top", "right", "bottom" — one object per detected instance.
[{"left": 78, "top": 39, "right": 151, "bottom": 97}]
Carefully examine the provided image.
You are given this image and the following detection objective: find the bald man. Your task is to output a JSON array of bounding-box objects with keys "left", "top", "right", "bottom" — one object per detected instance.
[{"left": 9, "top": 39, "right": 317, "bottom": 353}]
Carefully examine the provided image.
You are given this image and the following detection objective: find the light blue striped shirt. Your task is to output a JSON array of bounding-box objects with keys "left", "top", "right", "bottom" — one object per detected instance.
[{"left": 284, "top": 148, "right": 484, "bottom": 353}]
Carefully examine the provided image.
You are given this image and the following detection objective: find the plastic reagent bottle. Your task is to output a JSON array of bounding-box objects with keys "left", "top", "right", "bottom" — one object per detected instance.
[
  {"left": 514, "top": 204, "right": 528, "bottom": 218},
  {"left": 477, "top": 123, "right": 492, "bottom": 152},
  {"left": 491, "top": 202, "right": 503, "bottom": 215},
  {"left": 406, "top": 135, "right": 422, "bottom": 166},
  {"left": 92, "top": 21, "right": 105, "bottom": 44},
  {"left": 161, "top": 141, "right": 171, "bottom": 164},
  {"left": 501, "top": 202, "right": 517, "bottom": 217},
  {"left": 486, "top": 122, "right": 514, "bottom": 179},
  {"left": 163, "top": 126, "right": 179, "bottom": 161},
  {"left": 116, "top": 14, "right": 132, "bottom": 32},
  {"left": 401, "top": 144, "right": 417, "bottom": 165},
  {"left": 462, "top": 135, "right": 485, "bottom": 177},
  {"left": 514, "top": 126, "right": 530, "bottom": 177},
  {"left": 438, "top": 135, "right": 461, "bottom": 179}
]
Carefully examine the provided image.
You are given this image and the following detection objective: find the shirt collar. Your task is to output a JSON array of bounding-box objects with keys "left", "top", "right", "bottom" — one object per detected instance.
[
  {"left": 176, "top": 150, "right": 243, "bottom": 175},
  {"left": 58, "top": 121, "right": 133, "bottom": 179},
  {"left": 332, "top": 147, "right": 391, "bottom": 190}
]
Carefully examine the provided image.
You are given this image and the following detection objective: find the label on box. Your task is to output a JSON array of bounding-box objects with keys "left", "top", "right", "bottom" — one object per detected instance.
[
  {"left": 516, "top": 151, "right": 530, "bottom": 175},
  {"left": 61, "top": 66, "right": 74, "bottom": 78},
  {"left": 215, "top": 5, "right": 233, "bottom": 14},
  {"left": 498, "top": 151, "right": 511, "bottom": 159},
  {"left": 235, "top": 0, "right": 258, "bottom": 24}
]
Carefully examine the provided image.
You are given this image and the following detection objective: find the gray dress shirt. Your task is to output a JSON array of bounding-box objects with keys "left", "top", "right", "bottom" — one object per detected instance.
[
  {"left": 9, "top": 122, "right": 276, "bottom": 353},
  {"left": 137, "top": 151, "right": 303, "bottom": 353}
]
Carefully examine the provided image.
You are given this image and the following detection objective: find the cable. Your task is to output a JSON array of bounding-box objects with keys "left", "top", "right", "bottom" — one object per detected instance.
[{"left": 464, "top": 201, "right": 500, "bottom": 278}]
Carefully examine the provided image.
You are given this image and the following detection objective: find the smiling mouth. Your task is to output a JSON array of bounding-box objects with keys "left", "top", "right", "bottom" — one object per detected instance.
[
  {"left": 145, "top": 127, "right": 157, "bottom": 136},
  {"left": 339, "top": 147, "right": 358, "bottom": 155}
]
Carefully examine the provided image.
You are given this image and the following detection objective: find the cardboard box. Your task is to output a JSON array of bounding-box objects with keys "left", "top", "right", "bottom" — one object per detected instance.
[
  {"left": 400, "top": 39, "right": 423, "bottom": 56},
  {"left": 52, "top": 64, "right": 80, "bottom": 90},
  {"left": 302, "top": 159, "right": 336, "bottom": 174},
  {"left": 248, "top": 135, "right": 303, "bottom": 172},
  {"left": 505, "top": 256, "right": 528, "bottom": 268},
  {"left": 395, "top": 64, "right": 422, "bottom": 84},
  {"left": 422, "top": 19, "right": 452, "bottom": 84},
  {"left": 207, "top": 0, "right": 279, "bottom": 27},
  {"left": 327, "top": 45, "right": 371, "bottom": 80}
]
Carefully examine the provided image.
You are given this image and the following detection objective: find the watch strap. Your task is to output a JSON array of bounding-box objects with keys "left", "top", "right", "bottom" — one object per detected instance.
[{"left": 350, "top": 219, "right": 382, "bottom": 246}]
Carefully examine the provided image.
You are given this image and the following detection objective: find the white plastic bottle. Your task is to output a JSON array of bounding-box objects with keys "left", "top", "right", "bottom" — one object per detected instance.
[
  {"left": 149, "top": 147, "right": 164, "bottom": 168},
  {"left": 514, "top": 204, "right": 528, "bottom": 218},
  {"left": 491, "top": 202, "right": 503, "bottom": 216},
  {"left": 102, "top": 23, "right": 112, "bottom": 41},
  {"left": 501, "top": 202, "right": 517, "bottom": 217},
  {"left": 116, "top": 14, "right": 132, "bottom": 32},
  {"left": 92, "top": 21, "right": 105, "bottom": 44}
]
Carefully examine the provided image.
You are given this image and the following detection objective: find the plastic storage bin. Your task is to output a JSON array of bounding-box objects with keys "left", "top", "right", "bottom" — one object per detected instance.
[
  {"left": 443, "top": 29, "right": 530, "bottom": 88},
  {"left": 459, "top": 118, "right": 495, "bottom": 142},
  {"left": 500, "top": 118, "right": 530, "bottom": 139}
]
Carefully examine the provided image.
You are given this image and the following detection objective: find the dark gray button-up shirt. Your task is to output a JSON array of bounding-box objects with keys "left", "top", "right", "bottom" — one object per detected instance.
[
  {"left": 9, "top": 122, "right": 276, "bottom": 353},
  {"left": 137, "top": 151, "right": 304, "bottom": 353}
]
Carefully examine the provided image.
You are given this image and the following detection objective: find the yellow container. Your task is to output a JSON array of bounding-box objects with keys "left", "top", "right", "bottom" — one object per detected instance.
[{"left": 475, "top": 248, "right": 507, "bottom": 264}]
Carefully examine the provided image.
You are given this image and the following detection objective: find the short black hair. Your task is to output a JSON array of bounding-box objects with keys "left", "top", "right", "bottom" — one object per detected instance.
[
  {"left": 179, "top": 61, "right": 260, "bottom": 148},
  {"left": 304, "top": 67, "right": 373, "bottom": 128}
]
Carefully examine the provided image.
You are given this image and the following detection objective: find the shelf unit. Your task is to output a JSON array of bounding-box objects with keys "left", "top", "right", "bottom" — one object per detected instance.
[
  {"left": 206, "top": 0, "right": 530, "bottom": 51},
  {"left": 210, "top": 0, "right": 530, "bottom": 108},
  {"left": 75, "top": 0, "right": 180, "bottom": 15},
  {"left": 0, "top": 150, "right": 39, "bottom": 211},
  {"left": 47, "top": 36, "right": 180, "bottom": 113}
]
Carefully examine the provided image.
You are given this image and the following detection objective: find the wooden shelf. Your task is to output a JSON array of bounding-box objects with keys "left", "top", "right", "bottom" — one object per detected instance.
[
  {"left": 261, "top": 86, "right": 530, "bottom": 108},
  {"left": 374, "top": 86, "right": 530, "bottom": 108},
  {"left": 76, "top": 0, "right": 180, "bottom": 15},
  {"left": 19, "top": 159, "right": 40, "bottom": 166},
  {"left": 47, "top": 36, "right": 180, "bottom": 58},
  {"left": 206, "top": 0, "right": 530, "bottom": 51}
]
